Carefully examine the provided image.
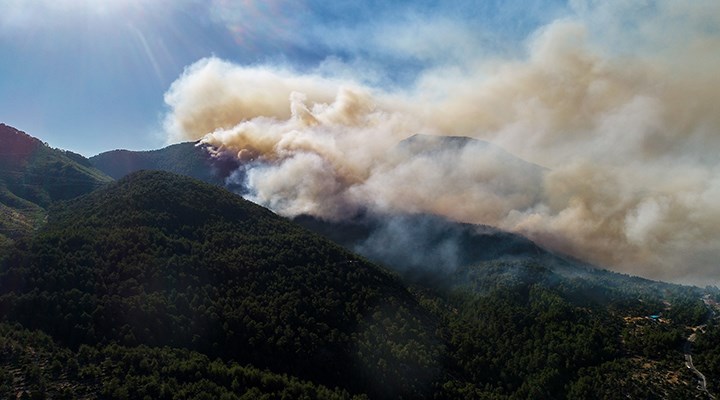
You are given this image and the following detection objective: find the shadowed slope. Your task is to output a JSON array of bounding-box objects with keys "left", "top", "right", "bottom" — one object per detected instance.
[
  {"left": 90, "top": 142, "right": 240, "bottom": 185},
  {"left": 0, "top": 170, "right": 441, "bottom": 398}
]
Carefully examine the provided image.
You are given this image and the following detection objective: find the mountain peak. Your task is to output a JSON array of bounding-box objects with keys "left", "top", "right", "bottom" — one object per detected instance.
[
  {"left": 55, "top": 169, "right": 258, "bottom": 229},
  {"left": 398, "top": 133, "right": 484, "bottom": 153},
  {"left": 0, "top": 123, "right": 44, "bottom": 164},
  {"left": 90, "top": 142, "right": 239, "bottom": 184},
  {"left": 0, "top": 123, "right": 112, "bottom": 239}
]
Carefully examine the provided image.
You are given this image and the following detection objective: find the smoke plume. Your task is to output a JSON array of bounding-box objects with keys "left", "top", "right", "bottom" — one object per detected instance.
[{"left": 162, "top": 1, "right": 720, "bottom": 285}]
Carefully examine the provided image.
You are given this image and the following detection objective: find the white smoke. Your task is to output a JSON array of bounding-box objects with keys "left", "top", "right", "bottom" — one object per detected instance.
[{"left": 162, "top": 1, "right": 720, "bottom": 285}]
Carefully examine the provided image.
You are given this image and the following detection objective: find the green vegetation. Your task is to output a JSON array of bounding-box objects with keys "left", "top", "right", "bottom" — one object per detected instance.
[
  {"left": 0, "top": 168, "right": 716, "bottom": 398},
  {"left": 0, "top": 171, "right": 441, "bottom": 398},
  {"left": 0, "top": 323, "right": 362, "bottom": 399},
  {"left": 414, "top": 266, "right": 707, "bottom": 399},
  {"left": 0, "top": 124, "right": 112, "bottom": 242},
  {"left": 89, "top": 142, "right": 238, "bottom": 185}
]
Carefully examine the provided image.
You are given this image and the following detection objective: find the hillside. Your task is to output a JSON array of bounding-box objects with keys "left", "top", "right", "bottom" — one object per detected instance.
[
  {"left": 0, "top": 124, "right": 112, "bottom": 244},
  {"left": 295, "top": 213, "right": 547, "bottom": 273},
  {"left": 294, "top": 212, "right": 686, "bottom": 300},
  {"left": 1, "top": 133, "right": 716, "bottom": 397},
  {"left": 0, "top": 323, "right": 360, "bottom": 399},
  {"left": 89, "top": 142, "right": 240, "bottom": 185},
  {"left": 293, "top": 213, "right": 718, "bottom": 398},
  {"left": 0, "top": 171, "right": 715, "bottom": 398},
  {"left": 0, "top": 170, "right": 442, "bottom": 398}
]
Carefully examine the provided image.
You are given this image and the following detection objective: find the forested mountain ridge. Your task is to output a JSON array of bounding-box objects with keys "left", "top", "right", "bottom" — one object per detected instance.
[
  {"left": 0, "top": 124, "right": 112, "bottom": 246},
  {"left": 294, "top": 212, "right": 690, "bottom": 308},
  {"left": 0, "top": 170, "right": 443, "bottom": 398},
  {"left": 89, "top": 142, "right": 240, "bottom": 186},
  {"left": 0, "top": 129, "right": 718, "bottom": 398}
]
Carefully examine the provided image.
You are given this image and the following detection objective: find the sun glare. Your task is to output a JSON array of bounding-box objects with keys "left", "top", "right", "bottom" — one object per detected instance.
[{"left": 9, "top": 0, "right": 158, "bottom": 20}]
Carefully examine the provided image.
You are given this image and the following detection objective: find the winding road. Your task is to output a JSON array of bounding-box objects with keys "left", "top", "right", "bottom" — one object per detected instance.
[
  {"left": 684, "top": 331, "right": 714, "bottom": 399},
  {"left": 683, "top": 296, "right": 716, "bottom": 400}
]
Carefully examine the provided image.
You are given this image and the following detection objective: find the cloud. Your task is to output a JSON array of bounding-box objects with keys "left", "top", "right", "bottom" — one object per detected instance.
[{"left": 162, "top": 0, "right": 720, "bottom": 285}]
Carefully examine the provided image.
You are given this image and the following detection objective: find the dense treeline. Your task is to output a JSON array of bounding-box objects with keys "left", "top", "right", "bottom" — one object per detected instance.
[
  {"left": 89, "top": 142, "right": 240, "bottom": 186},
  {"left": 405, "top": 253, "right": 710, "bottom": 398},
  {"left": 0, "top": 171, "right": 441, "bottom": 398},
  {"left": 0, "top": 170, "right": 715, "bottom": 399},
  {"left": 0, "top": 323, "right": 361, "bottom": 399}
]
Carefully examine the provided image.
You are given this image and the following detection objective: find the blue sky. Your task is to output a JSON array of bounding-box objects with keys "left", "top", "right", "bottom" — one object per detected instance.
[{"left": 0, "top": 0, "right": 566, "bottom": 156}]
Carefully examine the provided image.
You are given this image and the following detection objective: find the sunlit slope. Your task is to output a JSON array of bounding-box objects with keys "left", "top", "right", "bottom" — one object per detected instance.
[{"left": 0, "top": 124, "right": 112, "bottom": 242}]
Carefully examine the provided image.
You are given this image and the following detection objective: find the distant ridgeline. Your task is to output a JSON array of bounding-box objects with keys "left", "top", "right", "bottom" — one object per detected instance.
[
  {"left": 0, "top": 124, "right": 111, "bottom": 243},
  {"left": 0, "top": 126, "right": 718, "bottom": 399},
  {"left": 89, "top": 142, "right": 240, "bottom": 186}
]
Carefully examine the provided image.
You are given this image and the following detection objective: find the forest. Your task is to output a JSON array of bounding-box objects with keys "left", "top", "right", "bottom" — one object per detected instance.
[{"left": 0, "top": 170, "right": 716, "bottom": 399}]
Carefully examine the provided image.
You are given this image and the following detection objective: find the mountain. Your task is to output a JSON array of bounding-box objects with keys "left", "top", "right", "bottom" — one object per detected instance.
[
  {"left": 294, "top": 213, "right": 548, "bottom": 272},
  {"left": 0, "top": 170, "right": 442, "bottom": 398},
  {"left": 292, "top": 213, "right": 719, "bottom": 398},
  {"left": 94, "top": 133, "right": 560, "bottom": 290},
  {"left": 293, "top": 212, "right": 695, "bottom": 306},
  {"left": 1, "top": 135, "right": 718, "bottom": 398},
  {"left": 0, "top": 124, "right": 112, "bottom": 244},
  {"left": 90, "top": 142, "right": 240, "bottom": 185},
  {"left": 90, "top": 133, "right": 545, "bottom": 194},
  {"left": 398, "top": 134, "right": 545, "bottom": 171},
  {"left": 294, "top": 134, "right": 681, "bottom": 302}
]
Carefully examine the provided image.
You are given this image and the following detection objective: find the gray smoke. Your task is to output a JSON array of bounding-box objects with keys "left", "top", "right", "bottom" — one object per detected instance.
[{"left": 162, "top": 0, "right": 720, "bottom": 285}]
